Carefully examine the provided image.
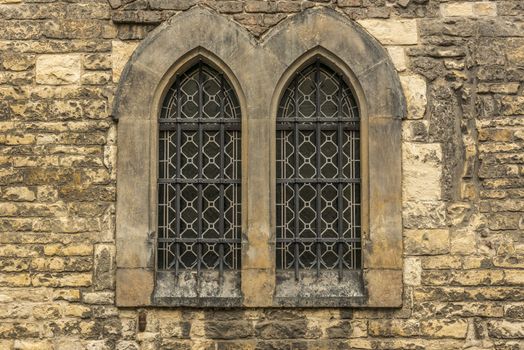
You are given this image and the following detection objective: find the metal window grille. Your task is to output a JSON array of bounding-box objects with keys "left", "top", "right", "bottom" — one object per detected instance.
[
  {"left": 276, "top": 60, "right": 361, "bottom": 280},
  {"left": 157, "top": 62, "right": 242, "bottom": 278}
]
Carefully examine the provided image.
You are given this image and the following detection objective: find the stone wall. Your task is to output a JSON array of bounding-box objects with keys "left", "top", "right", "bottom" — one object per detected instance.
[{"left": 0, "top": 0, "right": 523, "bottom": 349}]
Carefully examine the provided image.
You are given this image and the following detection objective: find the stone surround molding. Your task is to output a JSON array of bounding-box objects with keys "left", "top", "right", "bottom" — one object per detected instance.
[{"left": 113, "top": 6, "right": 405, "bottom": 308}]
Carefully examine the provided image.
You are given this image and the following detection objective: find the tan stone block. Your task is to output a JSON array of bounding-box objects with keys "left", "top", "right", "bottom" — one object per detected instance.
[
  {"left": 112, "top": 40, "right": 139, "bottom": 83},
  {"left": 83, "top": 291, "right": 114, "bottom": 304},
  {"left": 369, "top": 319, "right": 421, "bottom": 337},
  {"left": 505, "top": 270, "right": 524, "bottom": 285},
  {"left": 404, "top": 257, "right": 421, "bottom": 286},
  {"left": 32, "top": 305, "right": 60, "bottom": 320},
  {"left": 53, "top": 289, "right": 81, "bottom": 302},
  {"left": 473, "top": 2, "right": 497, "bottom": 16},
  {"left": 403, "top": 143, "right": 442, "bottom": 200},
  {"left": 405, "top": 229, "right": 449, "bottom": 255},
  {"left": 507, "top": 43, "right": 524, "bottom": 66},
  {"left": 242, "top": 269, "right": 274, "bottom": 307},
  {"left": 440, "top": 2, "right": 475, "bottom": 17},
  {"left": 387, "top": 46, "right": 407, "bottom": 72},
  {"left": 116, "top": 269, "right": 153, "bottom": 306},
  {"left": 357, "top": 19, "right": 418, "bottom": 45},
  {"left": 0, "top": 340, "right": 13, "bottom": 350},
  {"left": 44, "top": 243, "right": 93, "bottom": 256},
  {"left": 487, "top": 320, "right": 524, "bottom": 338},
  {"left": 81, "top": 71, "right": 111, "bottom": 85},
  {"left": 421, "top": 319, "right": 468, "bottom": 338},
  {"left": 36, "top": 54, "right": 81, "bottom": 85},
  {"left": 366, "top": 269, "right": 402, "bottom": 307},
  {"left": 451, "top": 270, "right": 504, "bottom": 286},
  {"left": 451, "top": 228, "right": 477, "bottom": 255},
  {"left": 13, "top": 340, "right": 53, "bottom": 350},
  {"left": 400, "top": 75, "right": 427, "bottom": 120},
  {"left": 421, "top": 256, "right": 461, "bottom": 269},
  {"left": 2, "top": 187, "right": 36, "bottom": 202},
  {"left": 0, "top": 273, "right": 31, "bottom": 287},
  {"left": 62, "top": 304, "right": 92, "bottom": 318},
  {"left": 31, "top": 273, "right": 92, "bottom": 287}
]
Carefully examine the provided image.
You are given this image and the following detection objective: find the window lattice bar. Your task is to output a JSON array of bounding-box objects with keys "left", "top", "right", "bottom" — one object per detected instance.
[
  {"left": 276, "top": 60, "right": 362, "bottom": 280},
  {"left": 157, "top": 62, "right": 241, "bottom": 279}
]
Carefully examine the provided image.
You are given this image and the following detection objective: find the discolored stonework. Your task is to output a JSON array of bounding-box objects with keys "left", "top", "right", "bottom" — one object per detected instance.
[{"left": 0, "top": 0, "right": 523, "bottom": 349}]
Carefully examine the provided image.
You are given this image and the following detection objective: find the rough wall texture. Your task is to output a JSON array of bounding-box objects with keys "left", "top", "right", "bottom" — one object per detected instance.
[{"left": 0, "top": 0, "right": 523, "bottom": 349}]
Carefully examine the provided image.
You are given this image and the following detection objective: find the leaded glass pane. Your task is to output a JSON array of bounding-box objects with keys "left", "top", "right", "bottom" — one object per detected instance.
[
  {"left": 276, "top": 61, "right": 361, "bottom": 279},
  {"left": 157, "top": 62, "right": 241, "bottom": 276}
]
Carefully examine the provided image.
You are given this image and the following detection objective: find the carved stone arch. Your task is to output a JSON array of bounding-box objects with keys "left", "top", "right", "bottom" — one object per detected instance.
[
  {"left": 263, "top": 9, "right": 405, "bottom": 307},
  {"left": 114, "top": 5, "right": 404, "bottom": 307},
  {"left": 113, "top": 7, "right": 254, "bottom": 307}
]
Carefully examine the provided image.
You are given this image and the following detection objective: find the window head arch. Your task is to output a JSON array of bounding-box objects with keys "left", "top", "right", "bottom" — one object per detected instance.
[
  {"left": 276, "top": 60, "right": 361, "bottom": 279},
  {"left": 157, "top": 61, "right": 242, "bottom": 277}
]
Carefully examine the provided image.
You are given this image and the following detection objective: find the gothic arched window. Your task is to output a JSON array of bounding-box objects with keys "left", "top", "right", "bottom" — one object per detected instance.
[
  {"left": 276, "top": 60, "right": 361, "bottom": 280},
  {"left": 157, "top": 62, "right": 242, "bottom": 278}
]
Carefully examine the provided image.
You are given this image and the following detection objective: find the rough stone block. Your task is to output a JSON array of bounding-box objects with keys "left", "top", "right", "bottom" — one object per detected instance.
[
  {"left": 357, "top": 19, "right": 418, "bottom": 45},
  {"left": 400, "top": 75, "right": 427, "bottom": 120},
  {"left": 403, "top": 143, "right": 442, "bottom": 200},
  {"left": 405, "top": 229, "right": 449, "bottom": 255},
  {"left": 387, "top": 46, "right": 407, "bottom": 72},
  {"left": 36, "top": 54, "right": 81, "bottom": 85},
  {"left": 112, "top": 40, "right": 138, "bottom": 83},
  {"left": 94, "top": 244, "right": 116, "bottom": 290},
  {"left": 404, "top": 257, "right": 421, "bottom": 286}
]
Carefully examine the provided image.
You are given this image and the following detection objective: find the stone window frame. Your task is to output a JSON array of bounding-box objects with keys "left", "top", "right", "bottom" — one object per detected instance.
[{"left": 113, "top": 6, "right": 405, "bottom": 308}]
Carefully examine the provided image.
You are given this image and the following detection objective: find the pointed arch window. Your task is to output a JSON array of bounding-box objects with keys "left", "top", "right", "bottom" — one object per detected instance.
[
  {"left": 157, "top": 62, "right": 242, "bottom": 277},
  {"left": 276, "top": 60, "right": 361, "bottom": 279}
]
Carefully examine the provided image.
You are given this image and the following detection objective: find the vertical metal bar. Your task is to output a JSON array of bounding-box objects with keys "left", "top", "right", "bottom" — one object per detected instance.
[
  {"left": 337, "top": 74, "right": 344, "bottom": 281},
  {"left": 175, "top": 74, "right": 181, "bottom": 279},
  {"left": 219, "top": 74, "right": 225, "bottom": 282},
  {"left": 293, "top": 76, "right": 300, "bottom": 281},
  {"left": 315, "top": 59, "right": 321, "bottom": 278},
  {"left": 197, "top": 61, "right": 203, "bottom": 276}
]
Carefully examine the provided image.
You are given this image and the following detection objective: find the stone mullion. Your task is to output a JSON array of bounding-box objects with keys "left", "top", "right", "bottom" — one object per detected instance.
[{"left": 241, "top": 114, "right": 275, "bottom": 307}]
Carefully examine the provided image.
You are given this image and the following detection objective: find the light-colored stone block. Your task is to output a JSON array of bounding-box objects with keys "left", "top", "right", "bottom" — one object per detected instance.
[
  {"left": 403, "top": 143, "right": 442, "bottom": 201},
  {"left": 387, "top": 46, "right": 407, "bottom": 72},
  {"left": 36, "top": 54, "right": 81, "bottom": 85},
  {"left": 400, "top": 75, "right": 427, "bottom": 119},
  {"left": 440, "top": 2, "right": 497, "bottom": 17},
  {"left": 405, "top": 229, "right": 450, "bottom": 255},
  {"left": 112, "top": 40, "right": 139, "bottom": 83},
  {"left": 357, "top": 19, "right": 418, "bottom": 45},
  {"left": 404, "top": 257, "right": 421, "bottom": 286}
]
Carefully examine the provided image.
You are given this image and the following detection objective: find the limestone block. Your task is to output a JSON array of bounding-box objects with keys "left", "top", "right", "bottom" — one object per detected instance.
[
  {"left": 112, "top": 40, "right": 138, "bottom": 83},
  {"left": 387, "top": 47, "right": 407, "bottom": 72},
  {"left": 403, "top": 143, "right": 442, "bottom": 200},
  {"left": 36, "top": 54, "right": 81, "bottom": 85},
  {"left": 357, "top": 19, "right": 418, "bottom": 45},
  {"left": 451, "top": 228, "right": 477, "bottom": 255},
  {"left": 441, "top": 2, "right": 496, "bottom": 17},
  {"left": 421, "top": 319, "right": 468, "bottom": 338},
  {"left": 404, "top": 257, "right": 421, "bottom": 285},
  {"left": 13, "top": 340, "right": 53, "bottom": 350},
  {"left": 488, "top": 320, "right": 524, "bottom": 338},
  {"left": 404, "top": 229, "right": 449, "bottom": 255},
  {"left": 400, "top": 75, "right": 427, "bottom": 120},
  {"left": 403, "top": 120, "right": 429, "bottom": 141},
  {"left": 1, "top": 187, "right": 35, "bottom": 202},
  {"left": 440, "top": 2, "right": 475, "bottom": 17},
  {"left": 473, "top": 2, "right": 497, "bottom": 16},
  {"left": 94, "top": 244, "right": 116, "bottom": 290},
  {"left": 403, "top": 201, "right": 446, "bottom": 229}
]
